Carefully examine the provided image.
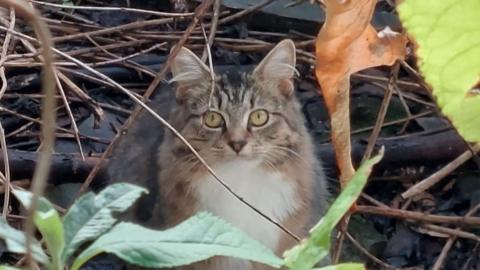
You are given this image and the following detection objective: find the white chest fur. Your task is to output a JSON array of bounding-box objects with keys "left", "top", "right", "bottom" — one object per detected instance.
[{"left": 193, "top": 160, "right": 299, "bottom": 253}]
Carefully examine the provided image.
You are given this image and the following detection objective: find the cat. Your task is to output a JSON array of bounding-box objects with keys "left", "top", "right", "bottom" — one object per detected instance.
[{"left": 108, "top": 39, "right": 329, "bottom": 270}]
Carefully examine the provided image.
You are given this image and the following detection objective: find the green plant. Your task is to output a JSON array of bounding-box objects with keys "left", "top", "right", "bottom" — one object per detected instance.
[
  {"left": 0, "top": 183, "right": 280, "bottom": 270},
  {"left": 398, "top": 0, "right": 480, "bottom": 142},
  {"left": 0, "top": 151, "right": 382, "bottom": 270}
]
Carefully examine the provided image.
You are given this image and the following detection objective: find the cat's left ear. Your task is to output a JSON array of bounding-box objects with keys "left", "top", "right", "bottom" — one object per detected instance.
[{"left": 253, "top": 39, "right": 297, "bottom": 97}]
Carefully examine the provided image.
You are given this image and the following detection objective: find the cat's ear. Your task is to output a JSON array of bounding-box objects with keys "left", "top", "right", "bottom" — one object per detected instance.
[
  {"left": 169, "top": 47, "right": 210, "bottom": 101},
  {"left": 253, "top": 39, "right": 297, "bottom": 97}
]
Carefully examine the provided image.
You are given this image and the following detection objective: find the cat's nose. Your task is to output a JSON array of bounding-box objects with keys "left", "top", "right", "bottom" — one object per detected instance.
[{"left": 228, "top": 140, "right": 247, "bottom": 154}]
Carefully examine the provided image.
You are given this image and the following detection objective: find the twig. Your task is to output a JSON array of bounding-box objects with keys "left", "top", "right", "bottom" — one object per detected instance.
[
  {"left": 216, "top": 0, "right": 276, "bottom": 25},
  {"left": 344, "top": 231, "right": 397, "bottom": 270},
  {"left": 361, "top": 62, "right": 400, "bottom": 163},
  {"left": 0, "top": 7, "right": 14, "bottom": 98},
  {"left": 422, "top": 224, "right": 480, "bottom": 242},
  {"left": 355, "top": 205, "right": 480, "bottom": 226},
  {"left": 28, "top": 0, "right": 195, "bottom": 17},
  {"left": 57, "top": 71, "right": 105, "bottom": 122},
  {"left": 401, "top": 143, "right": 480, "bottom": 199},
  {"left": 92, "top": 42, "right": 167, "bottom": 67},
  {"left": 201, "top": 0, "right": 220, "bottom": 61},
  {"left": 52, "top": 18, "right": 174, "bottom": 42},
  {"left": 54, "top": 71, "right": 85, "bottom": 160},
  {"left": 431, "top": 203, "right": 480, "bottom": 270},
  {"left": 0, "top": 123, "right": 11, "bottom": 218},
  {"left": 0, "top": 0, "right": 57, "bottom": 268},
  {"left": 200, "top": 24, "right": 216, "bottom": 108}
]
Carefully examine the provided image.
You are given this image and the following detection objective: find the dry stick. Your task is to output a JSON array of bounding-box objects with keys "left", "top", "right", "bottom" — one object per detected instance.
[
  {"left": 0, "top": 106, "right": 92, "bottom": 139},
  {"left": 351, "top": 110, "right": 434, "bottom": 136},
  {"left": 57, "top": 71, "right": 105, "bottom": 121},
  {"left": 423, "top": 224, "right": 480, "bottom": 242},
  {"left": 395, "top": 87, "right": 413, "bottom": 134},
  {"left": 75, "top": 0, "right": 300, "bottom": 242},
  {"left": 344, "top": 232, "right": 397, "bottom": 270},
  {"left": 200, "top": 24, "right": 216, "bottom": 107},
  {"left": 361, "top": 62, "right": 400, "bottom": 163},
  {"left": 461, "top": 243, "right": 479, "bottom": 270},
  {"left": 431, "top": 203, "right": 480, "bottom": 270},
  {"left": 28, "top": 0, "right": 195, "bottom": 17},
  {"left": 0, "top": 123, "right": 11, "bottom": 218},
  {"left": 92, "top": 42, "right": 167, "bottom": 67},
  {"left": 401, "top": 143, "right": 480, "bottom": 199},
  {"left": 52, "top": 17, "right": 174, "bottom": 42},
  {"left": 355, "top": 205, "right": 480, "bottom": 226},
  {"left": 84, "top": 35, "right": 157, "bottom": 77},
  {"left": 201, "top": 0, "right": 220, "bottom": 61},
  {"left": 0, "top": 0, "right": 56, "bottom": 268},
  {"left": 0, "top": 7, "right": 14, "bottom": 98},
  {"left": 216, "top": 0, "right": 275, "bottom": 25},
  {"left": 54, "top": 71, "right": 85, "bottom": 160}
]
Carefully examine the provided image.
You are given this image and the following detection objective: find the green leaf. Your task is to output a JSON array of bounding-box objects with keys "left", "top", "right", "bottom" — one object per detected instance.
[
  {"left": 313, "top": 263, "right": 365, "bottom": 270},
  {"left": 12, "top": 189, "right": 64, "bottom": 270},
  {"left": 62, "top": 183, "right": 147, "bottom": 262},
  {"left": 0, "top": 218, "right": 49, "bottom": 264},
  {"left": 71, "top": 212, "right": 283, "bottom": 270},
  {"left": 0, "top": 266, "right": 25, "bottom": 270},
  {"left": 398, "top": 0, "right": 480, "bottom": 142},
  {"left": 283, "top": 149, "right": 384, "bottom": 270}
]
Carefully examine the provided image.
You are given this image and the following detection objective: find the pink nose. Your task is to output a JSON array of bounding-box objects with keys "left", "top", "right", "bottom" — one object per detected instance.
[{"left": 228, "top": 140, "right": 247, "bottom": 154}]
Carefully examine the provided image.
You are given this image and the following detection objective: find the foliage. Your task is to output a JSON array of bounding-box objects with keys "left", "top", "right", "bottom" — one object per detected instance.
[
  {"left": 0, "top": 184, "right": 281, "bottom": 270},
  {"left": 284, "top": 149, "right": 383, "bottom": 270},
  {"left": 71, "top": 214, "right": 282, "bottom": 270},
  {"left": 398, "top": 0, "right": 480, "bottom": 142},
  {"left": 0, "top": 151, "right": 382, "bottom": 270}
]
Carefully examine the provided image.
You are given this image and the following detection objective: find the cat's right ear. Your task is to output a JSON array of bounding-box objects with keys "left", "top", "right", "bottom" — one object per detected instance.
[{"left": 169, "top": 47, "right": 210, "bottom": 101}]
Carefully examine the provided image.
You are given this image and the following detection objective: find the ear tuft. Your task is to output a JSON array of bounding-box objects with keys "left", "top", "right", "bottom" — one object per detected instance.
[
  {"left": 169, "top": 47, "right": 210, "bottom": 84},
  {"left": 253, "top": 39, "right": 297, "bottom": 96}
]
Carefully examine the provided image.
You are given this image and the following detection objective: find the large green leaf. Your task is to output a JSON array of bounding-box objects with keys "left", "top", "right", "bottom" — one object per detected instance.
[
  {"left": 398, "top": 0, "right": 480, "bottom": 142},
  {"left": 71, "top": 212, "right": 283, "bottom": 270},
  {"left": 283, "top": 149, "right": 383, "bottom": 270},
  {"left": 62, "top": 183, "right": 147, "bottom": 262},
  {"left": 0, "top": 266, "right": 25, "bottom": 270},
  {"left": 0, "top": 218, "right": 48, "bottom": 264},
  {"left": 12, "top": 189, "right": 64, "bottom": 270},
  {"left": 313, "top": 263, "right": 364, "bottom": 270}
]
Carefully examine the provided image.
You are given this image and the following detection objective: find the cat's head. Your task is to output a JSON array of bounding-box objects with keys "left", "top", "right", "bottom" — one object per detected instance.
[{"left": 169, "top": 40, "right": 308, "bottom": 165}]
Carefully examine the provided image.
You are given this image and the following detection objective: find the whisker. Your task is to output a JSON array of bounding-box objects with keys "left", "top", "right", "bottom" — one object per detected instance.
[{"left": 268, "top": 145, "right": 309, "bottom": 166}]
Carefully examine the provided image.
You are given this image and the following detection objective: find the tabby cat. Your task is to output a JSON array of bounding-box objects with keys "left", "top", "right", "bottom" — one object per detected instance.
[{"left": 110, "top": 40, "right": 329, "bottom": 270}]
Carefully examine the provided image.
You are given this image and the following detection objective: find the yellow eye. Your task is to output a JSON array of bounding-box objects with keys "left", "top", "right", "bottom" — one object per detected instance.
[
  {"left": 204, "top": 111, "right": 224, "bottom": 128},
  {"left": 249, "top": 109, "right": 269, "bottom": 127}
]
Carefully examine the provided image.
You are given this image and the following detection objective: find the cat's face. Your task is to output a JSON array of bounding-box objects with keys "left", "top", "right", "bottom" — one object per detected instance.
[{"left": 169, "top": 40, "right": 307, "bottom": 166}]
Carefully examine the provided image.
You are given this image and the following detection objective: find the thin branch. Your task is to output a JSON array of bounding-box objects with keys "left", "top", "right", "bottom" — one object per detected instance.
[
  {"left": 0, "top": 123, "right": 11, "bottom": 218},
  {"left": 201, "top": 0, "right": 220, "bottom": 61},
  {"left": 0, "top": 1, "right": 57, "bottom": 268},
  {"left": 361, "top": 62, "right": 400, "bottom": 163},
  {"left": 0, "top": 7, "right": 14, "bottom": 98},
  {"left": 28, "top": 0, "right": 195, "bottom": 17},
  {"left": 356, "top": 205, "right": 480, "bottom": 226},
  {"left": 54, "top": 71, "right": 85, "bottom": 160},
  {"left": 402, "top": 143, "right": 480, "bottom": 199}
]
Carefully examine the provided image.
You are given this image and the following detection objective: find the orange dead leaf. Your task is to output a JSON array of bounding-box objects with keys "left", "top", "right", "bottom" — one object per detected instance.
[{"left": 315, "top": 0, "right": 407, "bottom": 187}]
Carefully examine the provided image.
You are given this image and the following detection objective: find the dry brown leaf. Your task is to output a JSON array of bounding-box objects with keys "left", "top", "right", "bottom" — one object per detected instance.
[{"left": 315, "top": 0, "right": 407, "bottom": 187}]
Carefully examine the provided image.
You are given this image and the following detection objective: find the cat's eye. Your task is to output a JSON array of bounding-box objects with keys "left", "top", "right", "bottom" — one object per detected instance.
[
  {"left": 249, "top": 109, "right": 269, "bottom": 127},
  {"left": 204, "top": 111, "right": 224, "bottom": 128}
]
